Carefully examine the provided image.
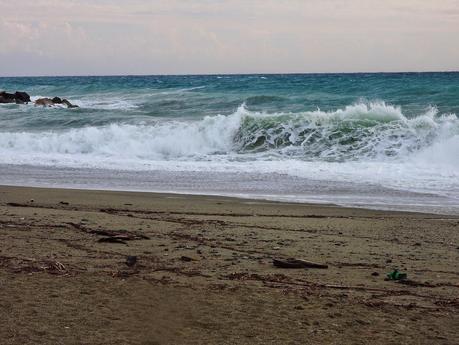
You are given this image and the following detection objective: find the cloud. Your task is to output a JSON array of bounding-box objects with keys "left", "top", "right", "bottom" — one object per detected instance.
[{"left": 0, "top": 0, "right": 458, "bottom": 76}]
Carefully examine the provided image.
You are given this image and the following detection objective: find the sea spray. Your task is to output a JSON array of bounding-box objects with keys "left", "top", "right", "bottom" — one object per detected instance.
[{"left": 0, "top": 102, "right": 457, "bottom": 165}]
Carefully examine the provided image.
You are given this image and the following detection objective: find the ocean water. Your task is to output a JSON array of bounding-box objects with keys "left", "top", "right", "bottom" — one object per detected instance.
[{"left": 1, "top": 73, "right": 458, "bottom": 214}]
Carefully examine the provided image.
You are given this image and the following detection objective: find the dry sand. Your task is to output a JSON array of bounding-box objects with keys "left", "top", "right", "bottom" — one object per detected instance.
[{"left": 0, "top": 185, "right": 458, "bottom": 345}]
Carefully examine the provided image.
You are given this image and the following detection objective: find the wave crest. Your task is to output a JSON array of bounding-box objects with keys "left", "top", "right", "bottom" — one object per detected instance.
[
  {"left": 234, "top": 102, "right": 457, "bottom": 161},
  {"left": 0, "top": 102, "right": 457, "bottom": 168}
]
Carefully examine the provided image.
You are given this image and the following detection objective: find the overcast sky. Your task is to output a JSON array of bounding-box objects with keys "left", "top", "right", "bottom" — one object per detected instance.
[{"left": 0, "top": 0, "right": 458, "bottom": 76}]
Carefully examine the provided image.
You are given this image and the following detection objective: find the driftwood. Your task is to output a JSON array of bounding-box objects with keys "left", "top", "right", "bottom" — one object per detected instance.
[
  {"left": 98, "top": 237, "right": 127, "bottom": 244},
  {"left": 273, "top": 258, "right": 328, "bottom": 269},
  {"left": 180, "top": 255, "right": 196, "bottom": 262},
  {"left": 42, "top": 260, "right": 67, "bottom": 273},
  {"left": 6, "top": 202, "right": 25, "bottom": 207},
  {"left": 6, "top": 258, "right": 68, "bottom": 275},
  {"left": 66, "top": 222, "right": 149, "bottom": 242},
  {"left": 396, "top": 279, "right": 436, "bottom": 288},
  {"left": 89, "top": 229, "right": 148, "bottom": 240}
]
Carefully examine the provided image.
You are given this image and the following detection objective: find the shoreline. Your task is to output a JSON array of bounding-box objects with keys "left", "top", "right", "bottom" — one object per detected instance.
[
  {"left": 0, "top": 182, "right": 449, "bottom": 216},
  {"left": 1, "top": 184, "right": 458, "bottom": 344},
  {"left": 0, "top": 166, "right": 457, "bottom": 216}
]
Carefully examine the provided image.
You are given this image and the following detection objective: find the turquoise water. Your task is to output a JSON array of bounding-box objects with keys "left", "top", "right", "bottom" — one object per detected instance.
[
  {"left": 0, "top": 73, "right": 458, "bottom": 213},
  {"left": 1, "top": 73, "right": 459, "bottom": 129}
]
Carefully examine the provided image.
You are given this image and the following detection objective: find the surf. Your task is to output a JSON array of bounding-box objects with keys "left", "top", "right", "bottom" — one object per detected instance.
[{"left": 0, "top": 102, "right": 456, "bottom": 165}]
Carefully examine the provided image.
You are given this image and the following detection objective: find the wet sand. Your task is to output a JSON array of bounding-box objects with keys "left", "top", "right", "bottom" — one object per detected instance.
[{"left": 0, "top": 185, "right": 458, "bottom": 344}]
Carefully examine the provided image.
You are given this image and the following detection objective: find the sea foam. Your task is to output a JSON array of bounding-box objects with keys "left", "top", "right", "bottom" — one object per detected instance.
[
  {"left": 0, "top": 102, "right": 457, "bottom": 166},
  {"left": 1, "top": 101, "right": 458, "bottom": 211}
]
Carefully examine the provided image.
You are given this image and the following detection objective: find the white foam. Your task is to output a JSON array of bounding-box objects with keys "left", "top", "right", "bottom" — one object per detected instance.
[
  {"left": 0, "top": 102, "right": 458, "bottom": 202},
  {"left": 0, "top": 103, "right": 247, "bottom": 161},
  {"left": 75, "top": 99, "right": 139, "bottom": 110}
]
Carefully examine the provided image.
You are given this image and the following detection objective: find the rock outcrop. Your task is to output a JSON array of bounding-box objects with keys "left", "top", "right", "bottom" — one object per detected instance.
[
  {"left": 34, "top": 97, "right": 79, "bottom": 108},
  {"left": 0, "top": 92, "right": 15, "bottom": 103},
  {"left": 14, "top": 91, "right": 31, "bottom": 103},
  {"left": 0, "top": 90, "right": 77, "bottom": 108},
  {"left": 34, "top": 98, "right": 55, "bottom": 107},
  {"left": 0, "top": 91, "right": 31, "bottom": 104}
]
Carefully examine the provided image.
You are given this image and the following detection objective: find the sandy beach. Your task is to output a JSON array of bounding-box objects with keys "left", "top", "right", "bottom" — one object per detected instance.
[
  {"left": 2, "top": 0, "right": 459, "bottom": 343},
  {"left": 0, "top": 185, "right": 458, "bottom": 344}
]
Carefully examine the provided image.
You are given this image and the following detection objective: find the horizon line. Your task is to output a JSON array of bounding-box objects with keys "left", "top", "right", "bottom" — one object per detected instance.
[{"left": 1, "top": 70, "right": 458, "bottom": 78}]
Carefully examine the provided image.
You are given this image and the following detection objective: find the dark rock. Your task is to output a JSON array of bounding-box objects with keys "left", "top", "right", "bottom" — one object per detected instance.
[
  {"left": 125, "top": 256, "right": 137, "bottom": 267},
  {"left": 0, "top": 91, "right": 16, "bottom": 103},
  {"left": 1, "top": 90, "right": 78, "bottom": 108},
  {"left": 62, "top": 99, "right": 79, "bottom": 108},
  {"left": 371, "top": 272, "right": 380, "bottom": 276},
  {"left": 0, "top": 91, "right": 30, "bottom": 104},
  {"left": 180, "top": 255, "right": 195, "bottom": 262},
  {"left": 14, "top": 91, "right": 31, "bottom": 103}
]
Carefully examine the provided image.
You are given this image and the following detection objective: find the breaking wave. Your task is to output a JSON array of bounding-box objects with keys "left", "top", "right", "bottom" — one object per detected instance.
[{"left": 0, "top": 102, "right": 458, "bottom": 168}]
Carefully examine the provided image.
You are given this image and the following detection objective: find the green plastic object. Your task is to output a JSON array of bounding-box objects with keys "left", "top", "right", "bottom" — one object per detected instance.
[{"left": 387, "top": 269, "right": 407, "bottom": 280}]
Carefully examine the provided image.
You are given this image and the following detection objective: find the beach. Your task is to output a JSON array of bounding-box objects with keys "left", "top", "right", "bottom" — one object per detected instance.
[
  {"left": 0, "top": 185, "right": 458, "bottom": 344},
  {"left": 1, "top": 0, "right": 459, "bottom": 343}
]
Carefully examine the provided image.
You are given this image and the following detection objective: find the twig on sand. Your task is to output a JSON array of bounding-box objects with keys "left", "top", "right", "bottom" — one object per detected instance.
[
  {"left": 66, "top": 222, "right": 149, "bottom": 242},
  {"left": 273, "top": 258, "right": 328, "bottom": 269}
]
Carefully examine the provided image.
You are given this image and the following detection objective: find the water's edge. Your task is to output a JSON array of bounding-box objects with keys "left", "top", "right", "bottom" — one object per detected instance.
[{"left": 1, "top": 164, "right": 457, "bottom": 215}]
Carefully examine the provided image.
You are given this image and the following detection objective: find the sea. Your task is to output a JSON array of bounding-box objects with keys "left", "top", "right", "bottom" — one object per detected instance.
[{"left": 0, "top": 73, "right": 458, "bottom": 214}]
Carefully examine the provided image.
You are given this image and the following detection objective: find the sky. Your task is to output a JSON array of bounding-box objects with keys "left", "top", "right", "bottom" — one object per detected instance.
[{"left": 0, "top": 0, "right": 458, "bottom": 76}]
